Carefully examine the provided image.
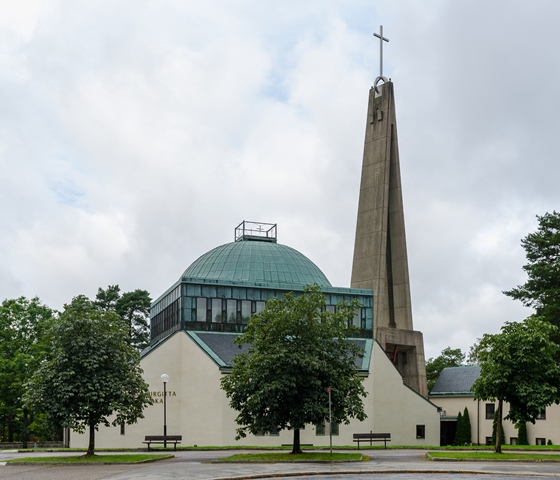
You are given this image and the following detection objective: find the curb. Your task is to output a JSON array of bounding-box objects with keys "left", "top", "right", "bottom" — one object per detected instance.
[{"left": 4, "top": 454, "right": 174, "bottom": 466}]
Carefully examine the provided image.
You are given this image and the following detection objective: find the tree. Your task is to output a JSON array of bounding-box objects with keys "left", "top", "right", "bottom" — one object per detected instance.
[
  {"left": 220, "top": 285, "right": 367, "bottom": 454},
  {"left": 453, "top": 408, "right": 471, "bottom": 446},
  {"left": 116, "top": 290, "right": 151, "bottom": 351},
  {"left": 462, "top": 407, "right": 472, "bottom": 445},
  {"left": 426, "top": 347, "right": 465, "bottom": 392},
  {"left": 453, "top": 411, "right": 464, "bottom": 446},
  {"left": 516, "top": 421, "right": 528, "bottom": 445},
  {"left": 95, "top": 286, "right": 152, "bottom": 350},
  {"left": 25, "top": 295, "right": 152, "bottom": 456},
  {"left": 472, "top": 316, "right": 560, "bottom": 452},
  {"left": 504, "top": 212, "right": 560, "bottom": 343},
  {"left": 0, "top": 297, "right": 53, "bottom": 446},
  {"left": 491, "top": 409, "right": 503, "bottom": 449}
]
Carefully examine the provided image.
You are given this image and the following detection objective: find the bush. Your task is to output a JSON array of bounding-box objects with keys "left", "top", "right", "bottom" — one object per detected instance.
[
  {"left": 462, "top": 407, "right": 472, "bottom": 445},
  {"left": 516, "top": 421, "right": 528, "bottom": 445},
  {"left": 453, "top": 411, "right": 463, "bottom": 446},
  {"left": 453, "top": 408, "right": 472, "bottom": 446}
]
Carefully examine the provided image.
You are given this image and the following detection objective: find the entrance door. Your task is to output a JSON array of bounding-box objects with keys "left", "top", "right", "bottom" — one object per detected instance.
[{"left": 440, "top": 420, "right": 457, "bottom": 446}]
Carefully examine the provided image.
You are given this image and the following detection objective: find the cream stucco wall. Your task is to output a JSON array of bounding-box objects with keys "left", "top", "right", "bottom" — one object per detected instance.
[
  {"left": 370, "top": 341, "right": 440, "bottom": 445},
  {"left": 430, "top": 394, "right": 560, "bottom": 445},
  {"left": 71, "top": 332, "right": 440, "bottom": 448}
]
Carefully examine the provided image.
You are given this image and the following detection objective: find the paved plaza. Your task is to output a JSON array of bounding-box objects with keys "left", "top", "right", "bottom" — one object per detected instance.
[{"left": 1, "top": 449, "right": 560, "bottom": 480}]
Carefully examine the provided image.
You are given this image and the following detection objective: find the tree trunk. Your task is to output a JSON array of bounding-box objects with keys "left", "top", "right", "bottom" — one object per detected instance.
[
  {"left": 21, "top": 408, "right": 28, "bottom": 449},
  {"left": 291, "top": 428, "right": 302, "bottom": 454},
  {"left": 86, "top": 421, "right": 95, "bottom": 457},
  {"left": 494, "top": 399, "right": 503, "bottom": 454}
]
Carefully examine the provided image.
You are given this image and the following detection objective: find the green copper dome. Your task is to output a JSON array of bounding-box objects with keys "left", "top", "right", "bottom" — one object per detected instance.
[{"left": 182, "top": 239, "right": 331, "bottom": 287}]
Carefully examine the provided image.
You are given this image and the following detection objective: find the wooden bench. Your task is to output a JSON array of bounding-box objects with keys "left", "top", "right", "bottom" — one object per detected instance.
[
  {"left": 143, "top": 435, "right": 182, "bottom": 451},
  {"left": 353, "top": 432, "right": 391, "bottom": 449}
]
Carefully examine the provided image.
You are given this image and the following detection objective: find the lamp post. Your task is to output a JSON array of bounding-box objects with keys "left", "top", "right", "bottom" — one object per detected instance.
[{"left": 161, "top": 373, "right": 169, "bottom": 448}]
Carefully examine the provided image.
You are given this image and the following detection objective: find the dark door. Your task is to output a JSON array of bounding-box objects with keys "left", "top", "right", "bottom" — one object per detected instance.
[{"left": 440, "top": 420, "right": 457, "bottom": 446}]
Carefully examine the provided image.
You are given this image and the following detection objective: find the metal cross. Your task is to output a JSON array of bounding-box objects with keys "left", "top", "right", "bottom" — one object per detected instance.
[{"left": 373, "top": 25, "right": 389, "bottom": 78}]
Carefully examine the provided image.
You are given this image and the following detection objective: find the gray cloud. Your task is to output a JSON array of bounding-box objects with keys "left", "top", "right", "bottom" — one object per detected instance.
[{"left": 0, "top": 1, "right": 556, "bottom": 359}]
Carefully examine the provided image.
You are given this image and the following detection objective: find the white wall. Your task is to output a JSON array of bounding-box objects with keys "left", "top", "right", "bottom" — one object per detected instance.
[
  {"left": 430, "top": 395, "right": 560, "bottom": 446},
  {"left": 71, "top": 332, "right": 440, "bottom": 448}
]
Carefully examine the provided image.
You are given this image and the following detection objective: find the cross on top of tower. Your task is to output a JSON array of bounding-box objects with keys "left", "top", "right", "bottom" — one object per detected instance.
[{"left": 373, "top": 25, "right": 389, "bottom": 90}]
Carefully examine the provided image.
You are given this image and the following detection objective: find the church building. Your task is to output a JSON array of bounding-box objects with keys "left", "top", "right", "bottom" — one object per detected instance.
[{"left": 70, "top": 31, "right": 442, "bottom": 447}]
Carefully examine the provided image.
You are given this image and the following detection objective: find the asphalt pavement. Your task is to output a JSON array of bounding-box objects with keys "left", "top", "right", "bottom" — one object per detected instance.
[{"left": 1, "top": 448, "right": 560, "bottom": 480}]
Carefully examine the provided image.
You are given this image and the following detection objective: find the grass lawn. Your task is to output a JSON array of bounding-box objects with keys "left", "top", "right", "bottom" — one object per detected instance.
[
  {"left": 215, "top": 452, "right": 363, "bottom": 462},
  {"left": 6, "top": 453, "right": 172, "bottom": 464},
  {"left": 428, "top": 451, "right": 560, "bottom": 462}
]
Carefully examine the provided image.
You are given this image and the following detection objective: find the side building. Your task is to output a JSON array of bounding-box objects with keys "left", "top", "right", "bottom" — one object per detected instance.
[
  {"left": 430, "top": 366, "right": 559, "bottom": 446},
  {"left": 70, "top": 221, "right": 440, "bottom": 448}
]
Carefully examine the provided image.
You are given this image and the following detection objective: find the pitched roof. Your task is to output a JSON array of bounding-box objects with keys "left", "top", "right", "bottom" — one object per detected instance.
[
  {"left": 430, "top": 366, "right": 481, "bottom": 395},
  {"left": 189, "top": 331, "right": 371, "bottom": 372},
  {"left": 142, "top": 330, "right": 372, "bottom": 373}
]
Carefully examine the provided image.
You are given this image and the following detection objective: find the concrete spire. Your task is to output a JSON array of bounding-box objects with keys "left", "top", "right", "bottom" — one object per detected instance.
[{"left": 351, "top": 82, "right": 428, "bottom": 396}]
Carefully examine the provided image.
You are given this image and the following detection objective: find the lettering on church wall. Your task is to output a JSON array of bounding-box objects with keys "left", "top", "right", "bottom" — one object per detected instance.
[{"left": 149, "top": 391, "right": 177, "bottom": 404}]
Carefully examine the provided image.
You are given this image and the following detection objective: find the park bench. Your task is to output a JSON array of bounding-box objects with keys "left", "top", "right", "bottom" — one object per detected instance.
[
  {"left": 143, "top": 435, "right": 182, "bottom": 451},
  {"left": 353, "top": 432, "right": 391, "bottom": 449}
]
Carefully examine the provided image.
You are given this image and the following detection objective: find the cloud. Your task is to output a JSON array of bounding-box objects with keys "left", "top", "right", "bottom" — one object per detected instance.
[{"left": 1, "top": 1, "right": 559, "bottom": 359}]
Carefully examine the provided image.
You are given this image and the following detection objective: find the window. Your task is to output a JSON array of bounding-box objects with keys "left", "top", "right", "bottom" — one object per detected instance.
[
  {"left": 325, "top": 305, "right": 335, "bottom": 313},
  {"left": 416, "top": 425, "right": 425, "bottom": 439},
  {"left": 241, "top": 301, "right": 251, "bottom": 324},
  {"left": 352, "top": 308, "right": 361, "bottom": 328},
  {"left": 485, "top": 437, "right": 492, "bottom": 446},
  {"left": 485, "top": 403, "right": 495, "bottom": 420},
  {"left": 255, "top": 301, "right": 265, "bottom": 314},
  {"left": 537, "top": 409, "right": 546, "bottom": 420},
  {"left": 211, "top": 299, "right": 222, "bottom": 323},
  {"left": 536, "top": 438, "right": 547, "bottom": 445},
  {"left": 510, "top": 437, "right": 517, "bottom": 445},
  {"left": 226, "top": 300, "right": 236, "bottom": 323},
  {"left": 315, "top": 420, "right": 338, "bottom": 436},
  {"left": 196, "top": 298, "right": 207, "bottom": 322},
  {"left": 120, "top": 422, "right": 125, "bottom": 436}
]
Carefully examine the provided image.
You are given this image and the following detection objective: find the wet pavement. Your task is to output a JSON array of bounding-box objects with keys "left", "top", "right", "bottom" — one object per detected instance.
[{"left": 1, "top": 448, "right": 559, "bottom": 479}]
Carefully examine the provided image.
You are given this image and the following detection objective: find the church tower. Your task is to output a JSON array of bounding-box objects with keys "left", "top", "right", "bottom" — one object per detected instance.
[{"left": 351, "top": 28, "right": 428, "bottom": 396}]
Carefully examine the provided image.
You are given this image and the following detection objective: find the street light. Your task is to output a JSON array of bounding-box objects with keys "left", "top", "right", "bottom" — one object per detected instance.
[{"left": 161, "top": 373, "right": 169, "bottom": 448}]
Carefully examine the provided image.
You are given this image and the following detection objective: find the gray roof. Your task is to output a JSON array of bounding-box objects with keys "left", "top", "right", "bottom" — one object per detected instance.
[
  {"left": 430, "top": 366, "right": 481, "bottom": 395},
  {"left": 142, "top": 330, "right": 371, "bottom": 372},
  {"left": 190, "top": 332, "right": 370, "bottom": 371}
]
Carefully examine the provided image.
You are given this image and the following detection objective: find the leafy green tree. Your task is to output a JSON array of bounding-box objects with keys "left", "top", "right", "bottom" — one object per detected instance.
[
  {"left": 516, "top": 421, "right": 528, "bottom": 445},
  {"left": 472, "top": 316, "right": 560, "bottom": 452},
  {"left": 0, "top": 297, "right": 53, "bottom": 446},
  {"left": 426, "top": 347, "right": 465, "bottom": 392},
  {"left": 25, "top": 295, "right": 152, "bottom": 456},
  {"left": 462, "top": 407, "right": 471, "bottom": 445},
  {"left": 453, "top": 411, "right": 464, "bottom": 446},
  {"left": 221, "top": 285, "right": 367, "bottom": 454},
  {"left": 453, "top": 408, "right": 471, "bottom": 446},
  {"left": 94, "top": 285, "right": 121, "bottom": 311},
  {"left": 504, "top": 212, "right": 560, "bottom": 344},
  {"left": 95, "top": 286, "right": 152, "bottom": 350}
]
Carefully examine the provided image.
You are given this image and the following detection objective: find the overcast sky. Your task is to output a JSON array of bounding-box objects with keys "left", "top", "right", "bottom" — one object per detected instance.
[{"left": 1, "top": 0, "right": 558, "bottom": 359}]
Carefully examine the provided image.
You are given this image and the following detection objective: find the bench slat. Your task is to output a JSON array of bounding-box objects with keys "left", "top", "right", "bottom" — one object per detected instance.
[
  {"left": 352, "top": 432, "right": 391, "bottom": 450},
  {"left": 353, "top": 433, "right": 390, "bottom": 439},
  {"left": 145, "top": 435, "right": 182, "bottom": 441}
]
